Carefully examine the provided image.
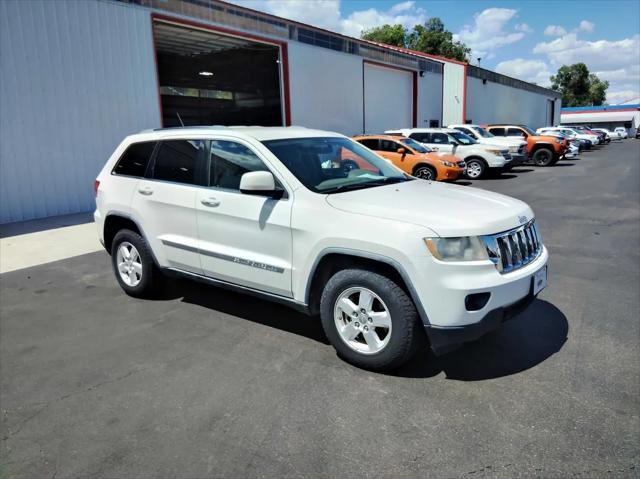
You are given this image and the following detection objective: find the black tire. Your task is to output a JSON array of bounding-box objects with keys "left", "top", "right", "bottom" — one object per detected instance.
[
  {"left": 464, "top": 158, "right": 486, "bottom": 179},
  {"left": 413, "top": 165, "right": 437, "bottom": 181},
  {"left": 111, "top": 229, "right": 164, "bottom": 298},
  {"left": 320, "top": 269, "right": 423, "bottom": 370},
  {"left": 532, "top": 148, "right": 554, "bottom": 166}
]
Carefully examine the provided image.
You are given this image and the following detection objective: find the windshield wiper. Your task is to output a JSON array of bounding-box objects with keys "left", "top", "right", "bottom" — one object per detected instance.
[{"left": 321, "top": 176, "right": 411, "bottom": 194}]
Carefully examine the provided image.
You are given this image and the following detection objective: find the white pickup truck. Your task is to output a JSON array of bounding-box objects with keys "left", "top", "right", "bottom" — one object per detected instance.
[
  {"left": 95, "top": 126, "right": 548, "bottom": 370},
  {"left": 385, "top": 127, "right": 514, "bottom": 179}
]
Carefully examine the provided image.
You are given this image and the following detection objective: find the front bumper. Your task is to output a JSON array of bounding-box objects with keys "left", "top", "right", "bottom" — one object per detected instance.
[
  {"left": 425, "top": 279, "right": 538, "bottom": 355},
  {"left": 439, "top": 166, "right": 465, "bottom": 181},
  {"left": 406, "top": 245, "right": 548, "bottom": 354}
]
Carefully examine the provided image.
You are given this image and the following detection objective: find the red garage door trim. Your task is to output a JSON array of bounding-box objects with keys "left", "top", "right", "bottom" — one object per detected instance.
[
  {"left": 150, "top": 13, "right": 292, "bottom": 127},
  {"left": 363, "top": 60, "right": 418, "bottom": 128}
]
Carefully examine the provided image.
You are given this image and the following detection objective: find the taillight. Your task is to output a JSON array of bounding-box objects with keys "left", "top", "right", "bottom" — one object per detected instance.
[{"left": 94, "top": 180, "right": 100, "bottom": 196}]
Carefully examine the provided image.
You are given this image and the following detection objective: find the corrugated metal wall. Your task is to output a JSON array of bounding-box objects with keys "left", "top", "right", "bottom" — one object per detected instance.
[
  {"left": 441, "top": 62, "right": 465, "bottom": 126},
  {"left": 0, "top": 0, "right": 160, "bottom": 224},
  {"left": 466, "top": 77, "right": 560, "bottom": 129}
]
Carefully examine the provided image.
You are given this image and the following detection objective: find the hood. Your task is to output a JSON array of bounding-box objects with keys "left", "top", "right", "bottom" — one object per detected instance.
[
  {"left": 533, "top": 135, "right": 562, "bottom": 143},
  {"left": 325, "top": 180, "right": 534, "bottom": 237},
  {"left": 477, "top": 137, "right": 525, "bottom": 148}
]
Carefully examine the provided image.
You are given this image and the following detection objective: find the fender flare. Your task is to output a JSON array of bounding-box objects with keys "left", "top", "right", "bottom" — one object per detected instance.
[{"left": 304, "top": 247, "right": 431, "bottom": 326}]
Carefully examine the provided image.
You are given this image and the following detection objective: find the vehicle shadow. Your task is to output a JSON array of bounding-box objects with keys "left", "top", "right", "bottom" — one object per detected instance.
[
  {"left": 155, "top": 279, "right": 566, "bottom": 380},
  {"left": 394, "top": 299, "right": 568, "bottom": 380},
  {"left": 553, "top": 163, "right": 575, "bottom": 167},
  {"left": 511, "top": 168, "right": 535, "bottom": 173},
  {"left": 487, "top": 173, "right": 519, "bottom": 180},
  {"left": 164, "top": 277, "right": 329, "bottom": 343}
]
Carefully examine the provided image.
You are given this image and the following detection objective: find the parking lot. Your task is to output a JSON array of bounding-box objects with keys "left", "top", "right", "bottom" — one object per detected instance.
[{"left": 1, "top": 140, "right": 638, "bottom": 477}]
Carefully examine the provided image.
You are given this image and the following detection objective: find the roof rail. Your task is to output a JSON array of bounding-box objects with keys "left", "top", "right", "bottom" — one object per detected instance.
[{"left": 149, "top": 125, "right": 229, "bottom": 132}]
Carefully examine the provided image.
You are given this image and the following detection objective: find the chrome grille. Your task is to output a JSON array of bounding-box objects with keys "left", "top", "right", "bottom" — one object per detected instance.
[{"left": 482, "top": 220, "right": 542, "bottom": 273}]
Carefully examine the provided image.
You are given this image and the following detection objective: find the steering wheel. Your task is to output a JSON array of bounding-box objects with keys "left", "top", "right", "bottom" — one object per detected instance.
[{"left": 342, "top": 160, "right": 359, "bottom": 172}]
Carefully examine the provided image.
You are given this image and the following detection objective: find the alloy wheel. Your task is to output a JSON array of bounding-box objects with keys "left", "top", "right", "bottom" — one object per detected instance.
[
  {"left": 415, "top": 167, "right": 435, "bottom": 180},
  {"left": 334, "top": 287, "right": 392, "bottom": 355},
  {"left": 466, "top": 161, "right": 482, "bottom": 178},
  {"left": 116, "top": 242, "right": 143, "bottom": 287}
]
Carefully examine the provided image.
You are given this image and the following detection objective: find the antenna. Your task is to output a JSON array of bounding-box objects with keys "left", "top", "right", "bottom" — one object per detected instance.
[{"left": 176, "top": 112, "right": 185, "bottom": 127}]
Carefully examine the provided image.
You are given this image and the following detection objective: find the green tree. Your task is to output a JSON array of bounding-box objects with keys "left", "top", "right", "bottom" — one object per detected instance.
[
  {"left": 588, "top": 74, "right": 609, "bottom": 106},
  {"left": 361, "top": 18, "right": 470, "bottom": 62},
  {"left": 407, "top": 18, "right": 470, "bottom": 62},
  {"left": 361, "top": 23, "right": 407, "bottom": 47},
  {"left": 550, "top": 63, "right": 609, "bottom": 106}
]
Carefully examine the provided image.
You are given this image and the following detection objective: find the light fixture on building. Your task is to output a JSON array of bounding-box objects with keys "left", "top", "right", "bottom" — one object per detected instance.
[{"left": 198, "top": 71, "right": 214, "bottom": 77}]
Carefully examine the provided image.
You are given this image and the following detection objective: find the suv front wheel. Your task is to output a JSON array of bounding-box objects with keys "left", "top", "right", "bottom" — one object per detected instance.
[
  {"left": 532, "top": 148, "right": 554, "bottom": 166},
  {"left": 464, "top": 158, "right": 486, "bottom": 179},
  {"left": 320, "top": 269, "right": 422, "bottom": 370},
  {"left": 111, "top": 229, "right": 163, "bottom": 298}
]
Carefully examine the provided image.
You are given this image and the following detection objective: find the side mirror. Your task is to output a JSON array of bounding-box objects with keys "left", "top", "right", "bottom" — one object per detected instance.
[
  {"left": 239, "top": 171, "right": 283, "bottom": 199},
  {"left": 396, "top": 147, "right": 406, "bottom": 155}
]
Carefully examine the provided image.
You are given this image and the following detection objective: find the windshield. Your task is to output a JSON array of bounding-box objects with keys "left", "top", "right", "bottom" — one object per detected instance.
[
  {"left": 262, "top": 137, "right": 411, "bottom": 194},
  {"left": 448, "top": 131, "right": 477, "bottom": 145},
  {"left": 474, "top": 127, "right": 494, "bottom": 138},
  {"left": 399, "top": 137, "right": 431, "bottom": 153}
]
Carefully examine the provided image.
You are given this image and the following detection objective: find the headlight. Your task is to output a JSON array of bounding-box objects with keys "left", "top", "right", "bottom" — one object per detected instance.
[
  {"left": 486, "top": 149, "right": 502, "bottom": 155},
  {"left": 439, "top": 160, "right": 455, "bottom": 167},
  {"left": 424, "top": 237, "right": 488, "bottom": 261}
]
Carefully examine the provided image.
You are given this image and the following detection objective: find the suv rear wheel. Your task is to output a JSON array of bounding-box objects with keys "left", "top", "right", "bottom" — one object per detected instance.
[
  {"left": 320, "top": 269, "right": 422, "bottom": 370},
  {"left": 111, "top": 229, "right": 163, "bottom": 298},
  {"left": 532, "top": 148, "right": 554, "bottom": 166}
]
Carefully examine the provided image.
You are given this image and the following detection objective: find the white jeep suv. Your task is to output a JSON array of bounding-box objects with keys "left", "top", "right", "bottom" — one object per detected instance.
[
  {"left": 448, "top": 124, "right": 527, "bottom": 163},
  {"left": 385, "top": 128, "right": 513, "bottom": 179},
  {"left": 95, "top": 126, "right": 548, "bottom": 370}
]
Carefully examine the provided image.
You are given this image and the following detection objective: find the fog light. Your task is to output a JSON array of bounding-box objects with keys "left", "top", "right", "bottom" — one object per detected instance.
[{"left": 465, "top": 292, "right": 491, "bottom": 311}]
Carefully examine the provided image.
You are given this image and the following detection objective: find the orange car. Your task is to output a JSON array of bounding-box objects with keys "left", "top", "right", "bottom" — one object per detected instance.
[
  {"left": 352, "top": 135, "right": 466, "bottom": 181},
  {"left": 485, "top": 124, "right": 568, "bottom": 166}
]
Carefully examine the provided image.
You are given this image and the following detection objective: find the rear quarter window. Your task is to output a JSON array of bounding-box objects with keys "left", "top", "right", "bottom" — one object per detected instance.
[{"left": 112, "top": 141, "right": 157, "bottom": 177}]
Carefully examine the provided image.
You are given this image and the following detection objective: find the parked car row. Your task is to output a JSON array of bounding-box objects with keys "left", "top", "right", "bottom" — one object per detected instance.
[
  {"left": 351, "top": 120, "right": 628, "bottom": 184},
  {"left": 350, "top": 123, "right": 577, "bottom": 181}
]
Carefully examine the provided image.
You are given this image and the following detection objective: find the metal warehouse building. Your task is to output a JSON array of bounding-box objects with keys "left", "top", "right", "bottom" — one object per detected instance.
[
  {"left": 561, "top": 104, "right": 640, "bottom": 134},
  {"left": 0, "top": 0, "right": 562, "bottom": 224}
]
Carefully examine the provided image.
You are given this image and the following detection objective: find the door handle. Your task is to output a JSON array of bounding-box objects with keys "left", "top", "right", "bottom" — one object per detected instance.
[
  {"left": 138, "top": 187, "right": 153, "bottom": 196},
  {"left": 201, "top": 197, "right": 220, "bottom": 207}
]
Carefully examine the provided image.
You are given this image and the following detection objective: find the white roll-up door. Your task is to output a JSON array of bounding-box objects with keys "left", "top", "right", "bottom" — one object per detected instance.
[{"left": 363, "top": 63, "right": 413, "bottom": 134}]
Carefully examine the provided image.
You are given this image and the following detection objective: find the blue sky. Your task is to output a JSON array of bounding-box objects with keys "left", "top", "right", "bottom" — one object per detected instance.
[{"left": 234, "top": 0, "right": 640, "bottom": 103}]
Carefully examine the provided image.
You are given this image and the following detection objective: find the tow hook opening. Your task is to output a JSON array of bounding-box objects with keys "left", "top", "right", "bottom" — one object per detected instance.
[{"left": 465, "top": 292, "right": 491, "bottom": 311}]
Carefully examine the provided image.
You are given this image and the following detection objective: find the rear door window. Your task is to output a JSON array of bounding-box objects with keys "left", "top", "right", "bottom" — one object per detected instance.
[
  {"left": 408, "top": 132, "right": 430, "bottom": 143},
  {"left": 430, "top": 133, "right": 450, "bottom": 144},
  {"left": 379, "top": 140, "right": 403, "bottom": 152},
  {"left": 152, "top": 140, "right": 206, "bottom": 185},
  {"left": 489, "top": 127, "right": 506, "bottom": 136},
  {"left": 357, "top": 139, "right": 380, "bottom": 150},
  {"left": 112, "top": 141, "right": 157, "bottom": 177}
]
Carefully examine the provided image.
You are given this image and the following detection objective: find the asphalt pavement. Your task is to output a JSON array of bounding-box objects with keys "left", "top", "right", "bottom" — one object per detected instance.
[{"left": 1, "top": 140, "right": 639, "bottom": 478}]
